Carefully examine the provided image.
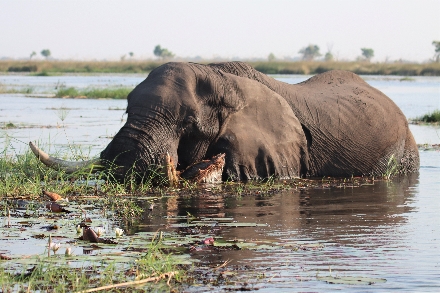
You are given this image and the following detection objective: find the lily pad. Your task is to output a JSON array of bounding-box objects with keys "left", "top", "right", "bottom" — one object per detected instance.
[{"left": 317, "top": 275, "right": 387, "bottom": 285}]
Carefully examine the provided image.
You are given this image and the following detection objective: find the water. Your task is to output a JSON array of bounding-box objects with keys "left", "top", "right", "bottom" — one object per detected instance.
[{"left": 1, "top": 74, "right": 439, "bottom": 291}]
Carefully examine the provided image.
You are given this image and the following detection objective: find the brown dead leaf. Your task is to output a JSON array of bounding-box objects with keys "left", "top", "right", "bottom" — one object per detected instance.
[
  {"left": 82, "top": 227, "right": 99, "bottom": 243},
  {"left": 46, "top": 202, "right": 71, "bottom": 213},
  {"left": 0, "top": 254, "right": 12, "bottom": 260},
  {"left": 43, "top": 190, "right": 63, "bottom": 201}
]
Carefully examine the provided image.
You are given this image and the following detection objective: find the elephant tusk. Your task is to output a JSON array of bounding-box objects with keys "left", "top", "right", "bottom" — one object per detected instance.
[
  {"left": 29, "top": 142, "right": 102, "bottom": 174},
  {"left": 160, "top": 152, "right": 179, "bottom": 187}
]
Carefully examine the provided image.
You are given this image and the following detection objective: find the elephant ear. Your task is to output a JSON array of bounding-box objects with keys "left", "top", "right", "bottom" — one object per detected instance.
[{"left": 207, "top": 74, "right": 309, "bottom": 181}]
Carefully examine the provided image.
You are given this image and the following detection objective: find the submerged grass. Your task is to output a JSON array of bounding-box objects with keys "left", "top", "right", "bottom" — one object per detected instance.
[
  {"left": 0, "top": 240, "right": 182, "bottom": 292},
  {"left": 0, "top": 85, "right": 34, "bottom": 94}
]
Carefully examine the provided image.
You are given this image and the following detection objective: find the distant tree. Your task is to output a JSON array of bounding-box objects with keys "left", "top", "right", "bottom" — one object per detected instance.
[
  {"left": 30, "top": 51, "right": 36, "bottom": 59},
  {"left": 268, "top": 53, "right": 276, "bottom": 62},
  {"left": 153, "top": 45, "right": 174, "bottom": 60},
  {"left": 324, "top": 52, "right": 334, "bottom": 62},
  {"left": 361, "top": 48, "right": 374, "bottom": 61},
  {"left": 129, "top": 52, "right": 134, "bottom": 58},
  {"left": 433, "top": 41, "right": 440, "bottom": 62},
  {"left": 40, "top": 49, "right": 51, "bottom": 59},
  {"left": 324, "top": 43, "right": 334, "bottom": 62},
  {"left": 299, "top": 45, "right": 321, "bottom": 61},
  {"left": 153, "top": 45, "right": 162, "bottom": 58}
]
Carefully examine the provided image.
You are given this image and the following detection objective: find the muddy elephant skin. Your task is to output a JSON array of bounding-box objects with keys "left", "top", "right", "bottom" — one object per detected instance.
[{"left": 96, "top": 61, "right": 419, "bottom": 182}]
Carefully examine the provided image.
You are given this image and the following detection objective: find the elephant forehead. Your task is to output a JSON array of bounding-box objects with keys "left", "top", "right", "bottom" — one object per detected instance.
[{"left": 126, "top": 83, "right": 199, "bottom": 119}]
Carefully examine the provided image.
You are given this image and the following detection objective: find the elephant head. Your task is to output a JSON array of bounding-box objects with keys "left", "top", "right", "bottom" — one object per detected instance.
[{"left": 31, "top": 62, "right": 308, "bottom": 182}]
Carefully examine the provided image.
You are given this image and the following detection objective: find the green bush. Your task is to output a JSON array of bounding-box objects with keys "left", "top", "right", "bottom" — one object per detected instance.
[
  {"left": 56, "top": 87, "right": 79, "bottom": 97},
  {"left": 420, "top": 110, "right": 440, "bottom": 122}
]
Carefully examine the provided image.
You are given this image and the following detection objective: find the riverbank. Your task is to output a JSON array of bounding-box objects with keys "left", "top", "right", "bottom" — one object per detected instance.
[{"left": 2, "top": 60, "right": 440, "bottom": 76}]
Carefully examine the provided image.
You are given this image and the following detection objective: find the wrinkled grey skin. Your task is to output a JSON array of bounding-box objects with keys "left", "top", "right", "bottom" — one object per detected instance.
[{"left": 100, "top": 61, "right": 419, "bottom": 182}]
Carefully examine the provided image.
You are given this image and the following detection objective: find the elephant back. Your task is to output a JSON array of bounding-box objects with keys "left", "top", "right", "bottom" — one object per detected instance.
[{"left": 290, "top": 70, "right": 418, "bottom": 176}]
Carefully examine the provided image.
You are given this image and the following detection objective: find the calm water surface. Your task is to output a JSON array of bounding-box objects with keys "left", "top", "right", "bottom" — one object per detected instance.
[{"left": 1, "top": 74, "right": 439, "bottom": 291}]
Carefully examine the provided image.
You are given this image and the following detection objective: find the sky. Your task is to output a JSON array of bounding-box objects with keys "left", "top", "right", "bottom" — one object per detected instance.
[{"left": 1, "top": 0, "right": 439, "bottom": 62}]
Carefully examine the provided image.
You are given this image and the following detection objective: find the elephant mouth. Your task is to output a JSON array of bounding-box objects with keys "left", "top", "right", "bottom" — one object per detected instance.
[{"left": 180, "top": 153, "right": 225, "bottom": 183}]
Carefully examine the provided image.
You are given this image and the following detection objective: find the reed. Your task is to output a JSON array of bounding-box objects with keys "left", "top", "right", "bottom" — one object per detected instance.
[{"left": 0, "top": 241, "right": 181, "bottom": 292}]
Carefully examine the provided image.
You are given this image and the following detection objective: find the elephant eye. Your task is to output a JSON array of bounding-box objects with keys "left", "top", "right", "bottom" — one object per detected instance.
[{"left": 183, "top": 116, "right": 197, "bottom": 126}]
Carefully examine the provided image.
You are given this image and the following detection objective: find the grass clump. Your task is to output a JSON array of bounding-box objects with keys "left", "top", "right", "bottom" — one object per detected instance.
[
  {"left": 413, "top": 110, "right": 440, "bottom": 123},
  {"left": 0, "top": 143, "right": 183, "bottom": 291},
  {"left": 0, "top": 85, "right": 34, "bottom": 94},
  {"left": 0, "top": 241, "right": 181, "bottom": 292},
  {"left": 55, "top": 87, "right": 132, "bottom": 99}
]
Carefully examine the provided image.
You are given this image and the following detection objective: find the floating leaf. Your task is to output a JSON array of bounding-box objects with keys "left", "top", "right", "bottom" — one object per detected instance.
[
  {"left": 199, "top": 217, "right": 235, "bottom": 222},
  {"left": 317, "top": 275, "right": 387, "bottom": 285}
]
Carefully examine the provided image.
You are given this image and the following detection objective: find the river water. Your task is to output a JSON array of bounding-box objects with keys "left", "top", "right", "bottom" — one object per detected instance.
[{"left": 0, "top": 74, "right": 439, "bottom": 291}]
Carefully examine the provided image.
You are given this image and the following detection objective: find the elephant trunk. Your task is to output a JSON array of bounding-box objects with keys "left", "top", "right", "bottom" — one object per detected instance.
[
  {"left": 99, "top": 118, "right": 179, "bottom": 182},
  {"left": 29, "top": 142, "right": 102, "bottom": 173}
]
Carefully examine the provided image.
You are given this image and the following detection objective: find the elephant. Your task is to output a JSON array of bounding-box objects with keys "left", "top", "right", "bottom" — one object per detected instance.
[{"left": 30, "top": 61, "right": 419, "bottom": 183}]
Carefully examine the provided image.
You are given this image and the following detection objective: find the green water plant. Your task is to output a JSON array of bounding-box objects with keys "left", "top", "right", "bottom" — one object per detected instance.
[
  {"left": 417, "top": 110, "right": 440, "bottom": 123},
  {"left": 55, "top": 87, "right": 132, "bottom": 99},
  {"left": 0, "top": 245, "right": 181, "bottom": 292},
  {"left": 383, "top": 154, "right": 398, "bottom": 180}
]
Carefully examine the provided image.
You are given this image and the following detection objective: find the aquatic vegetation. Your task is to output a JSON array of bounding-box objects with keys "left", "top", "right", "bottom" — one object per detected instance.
[
  {"left": 0, "top": 86, "right": 34, "bottom": 94},
  {"left": 55, "top": 87, "right": 132, "bottom": 99},
  {"left": 399, "top": 76, "right": 416, "bottom": 82},
  {"left": 64, "top": 247, "right": 72, "bottom": 256},
  {"left": 49, "top": 242, "right": 60, "bottom": 253},
  {"left": 413, "top": 109, "right": 440, "bottom": 123},
  {"left": 383, "top": 154, "right": 398, "bottom": 180},
  {"left": 115, "top": 228, "right": 124, "bottom": 237},
  {"left": 317, "top": 274, "right": 387, "bottom": 285},
  {"left": 0, "top": 196, "right": 183, "bottom": 291}
]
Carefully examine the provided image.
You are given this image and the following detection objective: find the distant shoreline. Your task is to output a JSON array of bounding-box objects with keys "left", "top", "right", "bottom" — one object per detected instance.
[{"left": 1, "top": 60, "right": 439, "bottom": 76}]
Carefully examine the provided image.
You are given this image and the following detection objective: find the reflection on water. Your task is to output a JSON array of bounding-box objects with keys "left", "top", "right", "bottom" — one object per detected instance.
[
  {"left": 129, "top": 152, "right": 439, "bottom": 292},
  {"left": 129, "top": 163, "right": 440, "bottom": 291}
]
